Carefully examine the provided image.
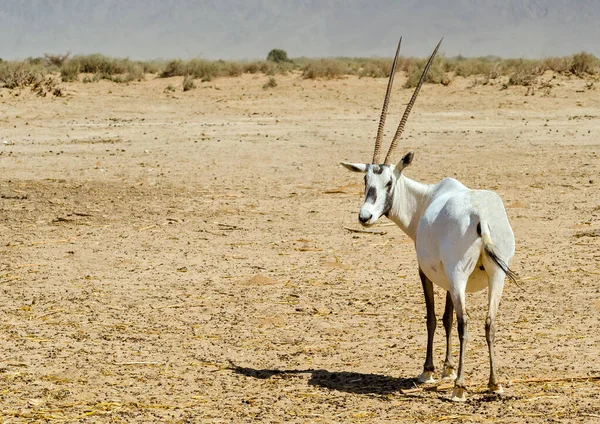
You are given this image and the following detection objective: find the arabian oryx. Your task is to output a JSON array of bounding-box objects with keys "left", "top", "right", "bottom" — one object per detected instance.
[{"left": 341, "top": 38, "right": 517, "bottom": 402}]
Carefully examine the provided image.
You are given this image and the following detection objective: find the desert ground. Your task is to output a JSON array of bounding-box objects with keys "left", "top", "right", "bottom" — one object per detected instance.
[{"left": 0, "top": 72, "right": 599, "bottom": 422}]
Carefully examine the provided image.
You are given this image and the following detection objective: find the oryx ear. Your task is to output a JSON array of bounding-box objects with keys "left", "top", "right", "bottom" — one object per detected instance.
[
  {"left": 340, "top": 162, "right": 369, "bottom": 173},
  {"left": 396, "top": 151, "right": 414, "bottom": 172}
]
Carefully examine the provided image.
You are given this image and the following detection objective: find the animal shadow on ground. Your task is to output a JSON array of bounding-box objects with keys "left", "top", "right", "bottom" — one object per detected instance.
[{"left": 229, "top": 363, "right": 417, "bottom": 395}]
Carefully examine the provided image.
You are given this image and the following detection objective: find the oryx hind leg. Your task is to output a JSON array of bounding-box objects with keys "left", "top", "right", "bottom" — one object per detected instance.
[
  {"left": 441, "top": 291, "right": 456, "bottom": 380},
  {"left": 448, "top": 285, "right": 468, "bottom": 402},
  {"left": 482, "top": 257, "right": 506, "bottom": 394}
]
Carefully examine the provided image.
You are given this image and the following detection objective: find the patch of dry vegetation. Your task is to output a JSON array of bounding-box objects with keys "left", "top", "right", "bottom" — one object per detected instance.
[
  {"left": 0, "top": 50, "right": 598, "bottom": 91},
  {"left": 0, "top": 61, "right": 47, "bottom": 88}
]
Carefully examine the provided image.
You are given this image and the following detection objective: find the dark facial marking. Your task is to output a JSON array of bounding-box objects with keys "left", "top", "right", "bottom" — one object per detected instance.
[
  {"left": 372, "top": 165, "right": 385, "bottom": 175},
  {"left": 366, "top": 186, "right": 377, "bottom": 204},
  {"left": 382, "top": 186, "right": 394, "bottom": 217}
]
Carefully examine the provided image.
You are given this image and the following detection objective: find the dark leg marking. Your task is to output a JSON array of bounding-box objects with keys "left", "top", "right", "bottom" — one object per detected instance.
[
  {"left": 419, "top": 269, "right": 436, "bottom": 374},
  {"left": 456, "top": 314, "right": 468, "bottom": 389},
  {"left": 442, "top": 291, "right": 455, "bottom": 374}
]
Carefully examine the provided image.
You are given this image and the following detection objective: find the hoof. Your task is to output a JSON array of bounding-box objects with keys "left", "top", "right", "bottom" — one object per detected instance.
[
  {"left": 451, "top": 386, "right": 467, "bottom": 402},
  {"left": 417, "top": 371, "right": 436, "bottom": 384},
  {"left": 441, "top": 367, "right": 457, "bottom": 381},
  {"left": 488, "top": 383, "right": 504, "bottom": 394}
]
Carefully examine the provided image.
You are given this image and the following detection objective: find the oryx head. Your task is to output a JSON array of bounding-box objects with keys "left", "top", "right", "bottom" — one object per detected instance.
[{"left": 341, "top": 37, "right": 442, "bottom": 227}]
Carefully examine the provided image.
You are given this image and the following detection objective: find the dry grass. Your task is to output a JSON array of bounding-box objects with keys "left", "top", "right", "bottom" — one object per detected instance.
[
  {"left": 0, "top": 61, "right": 47, "bottom": 89},
  {"left": 0, "top": 51, "right": 598, "bottom": 90}
]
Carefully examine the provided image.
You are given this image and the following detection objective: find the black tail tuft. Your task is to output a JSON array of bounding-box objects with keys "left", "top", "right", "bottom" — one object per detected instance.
[{"left": 484, "top": 244, "right": 521, "bottom": 288}]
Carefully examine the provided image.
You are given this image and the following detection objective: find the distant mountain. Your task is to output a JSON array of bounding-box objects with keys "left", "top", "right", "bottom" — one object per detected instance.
[{"left": 1, "top": 0, "right": 599, "bottom": 60}]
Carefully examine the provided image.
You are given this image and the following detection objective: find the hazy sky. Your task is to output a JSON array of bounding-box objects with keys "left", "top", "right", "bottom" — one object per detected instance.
[{"left": 1, "top": 0, "right": 599, "bottom": 60}]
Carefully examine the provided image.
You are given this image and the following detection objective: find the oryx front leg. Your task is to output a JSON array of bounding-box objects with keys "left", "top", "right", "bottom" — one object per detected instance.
[
  {"left": 417, "top": 269, "right": 436, "bottom": 384},
  {"left": 441, "top": 291, "right": 456, "bottom": 380},
  {"left": 485, "top": 268, "right": 506, "bottom": 394}
]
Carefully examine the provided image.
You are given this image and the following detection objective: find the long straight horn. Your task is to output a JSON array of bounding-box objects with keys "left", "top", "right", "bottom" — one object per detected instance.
[
  {"left": 383, "top": 38, "right": 443, "bottom": 165},
  {"left": 372, "top": 36, "right": 402, "bottom": 164}
]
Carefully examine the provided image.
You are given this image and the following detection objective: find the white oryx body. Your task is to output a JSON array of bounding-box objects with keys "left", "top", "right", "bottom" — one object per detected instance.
[
  {"left": 341, "top": 38, "right": 517, "bottom": 402},
  {"left": 411, "top": 178, "right": 515, "bottom": 294}
]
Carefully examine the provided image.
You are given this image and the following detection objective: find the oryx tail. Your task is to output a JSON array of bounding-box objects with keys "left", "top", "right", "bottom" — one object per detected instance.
[{"left": 478, "top": 222, "right": 518, "bottom": 285}]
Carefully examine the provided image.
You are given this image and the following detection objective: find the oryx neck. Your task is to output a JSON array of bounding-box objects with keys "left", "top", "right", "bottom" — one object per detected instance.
[{"left": 387, "top": 174, "right": 432, "bottom": 241}]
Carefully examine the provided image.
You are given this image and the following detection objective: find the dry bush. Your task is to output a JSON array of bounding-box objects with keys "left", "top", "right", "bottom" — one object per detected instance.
[
  {"left": 301, "top": 59, "right": 347, "bottom": 79},
  {"left": 242, "top": 61, "right": 261, "bottom": 74},
  {"left": 570, "top": 52, "right": 599, "bottom": 76},
  {"left": 125, "top": 64, "right": 145, "bottom": 82},
  {"left": 185, "top": 59, "right": 218, "bottom": 81},
  {"left": 540, "top": 56, "right": 571, "bottom": 74},
  {"left": 141, "top": 60, "right": 165, "bottom": 74},
  {"left": 242, "top": 60, "right": 294, "bottom": 76},
  {"left": 82, "top": 74, "right": 100, "bottom": 83},
  {"left": 67, "top": 54, "right": 138, "bottom": 75},
  {"left": 404, "top": 55, "right": 445, "bottom": 87},
  {"left": 60, "top": 61, "right": 80, "bottom": 82},
  {"left": 31, "top": 76, "right": 63, "bottom": 97},
  {"left": 262, "top": 76, "right": 277, "bottom": 89},
  {"left": 182, "top": 75, "right": 196, "bottom": 91},
  {"left": 218, "top": 60, "right": 243, "bottom": 77},
  {"left": 449, "top": 56, "right": 498, "bottom": 78},
  {"left": 0, "top": 61, "right": 46, "bottom": 89},
  {"left": 160, "top": 59, "right": 185, "bottom": 77},
  {"left": 159, "top": 57, "right": 295, "bottom": 80},
  {"left": 44, "top": 52, "right": 70, "bottom": 68},
  {"left": 508, "top": 71, "right": 535, "bottom": 86},
  {"left": 358, "top": 59, "right": 392, "bottom": 78}
]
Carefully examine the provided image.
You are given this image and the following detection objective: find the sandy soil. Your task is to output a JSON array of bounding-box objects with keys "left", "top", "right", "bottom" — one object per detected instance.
[{"left": 0, "top": 72, "right": 599, "bottom": 422}]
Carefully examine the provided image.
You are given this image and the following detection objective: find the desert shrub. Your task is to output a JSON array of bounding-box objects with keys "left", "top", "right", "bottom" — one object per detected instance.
[
  {"left": 243, "top": 61, "right": 261, "bottom": 74},
  {"left": 404, "top": 55, "right": 445, "bottom": 87},
  {"left": 262, "top": 77, "right": 277, "bottom": 89},
  {"left": 165, "top": 84, "right": 176, "bottom": 92},
  {"left": 301, "top": 59, "right": 347, "bottom": 79},
  {"left": 31, "top": 76, "right": 63, "bottom": 97},
  {"left": 0, "top": 61, "right": 46, "bottom": 88},
  {"left": 44, "top": 52, "right": 70, "bottom": 68},
  {"left": 450, "top": 56, "right": 497, "bottom": 77},
  {"left": 267, "top": 60, "right": 295, "bottom": 75},
  {"left": 508, "top": 70, "right": 535, "bottom": 86},
  {"left": 540, "top": 56, "right": 571, "bottom": 74},
  {"left": 126, "top": 64, "right": 145, "bottom": 81},
  {"left": 104, "top": 72, "right": 143, "bottom": 84},
  {"left": 222, "top": 61, "right": 243, "bottom": 77},
  {"left": 25, "top": 56, "right": 44, "bottom": 66},
  {"left": 60, "top": 61, "right": 80, "bottom": 82},
  {"left": 359, "top": 59, "right": 392, "bottom": 78},
  {"left": 267, "top": 49, "right": 290, "bottom": 63},
  {"left": 569, "top": 52, "right": 599, "bottom": 76},
  {"left": 160, "top": 59, "right": 185, "bottom": 77},
  {"left": 185, "top": 58, "right": 218, "bottom": 81},
  {"left": 68, "top": 54, "right": 136, "bottom": 75},
  {"left": 182, "top": 75, "right": 196, "bottom": 91},
  {"left": 257, "top": 60, "right": 278, "bottom": 76},
  {"left": 141, "top": 60, "right": 165, "bottom": 74},
  {"left": 488, "top": 63, "right": 502, "bottom": 79}
]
